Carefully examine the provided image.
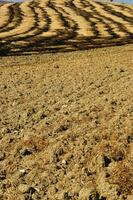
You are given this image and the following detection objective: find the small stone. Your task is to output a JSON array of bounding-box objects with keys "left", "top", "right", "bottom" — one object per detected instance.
[
  {"left": 19, "top": 169, "right": 26, "bottom": 177},
  {"left": 56, "top": 122, "right": 70, "bottom": 133},
  {"left": 111, "top": 101, "right": 117, "bottom": 106},
  {"left": 11, "top": 41, "right": 16, "bottom": 45},
  {"left": 18, "top": 184, "right": 31, "bottom": 194},
  {"left": 0, "top": 170, "right": 6, "bottom": 180},
  {"left": 103, "top": 155, "right": 112, "bottom": 167},
  {"left": 127, "top": 135, "right": 133, "bottom": 143},
  {"left": 62, "top": 104, "right": 68, "bottom": 109},
  {"left": 40, "top": 113, "right": 47, "bottom": 119},
  {"left": 1, "top": 40, "right": 6, "bottom": 44},
  {"left": 12, "top": 101, "right": 16, "bottom": 106},
  {"left": 62, "top": 159, "right": 66, "bottom": 165},
  {"left": 54, "top": 64, "right": 59, "bottom": 68},
  {"left": 19, "top": 148, "right": 33, "bottom": 156},
  {"left": 3, "top": 85, "right": 7, "bottom": 89},
  {"left": 1, "top": 128, "right": 7, "bottom": 135},
  {"left": 32, "top": 193, "right": 39, "bottom": 199},
  {"left": 0, "top": 152, "right": 5, "bottom": 161},
  {"left": 64, "top": 192, "right": 72, "bottom": 200},
  {"left": 120, "top": 69, "right": 124, "bottom": 73},
  {"left": 19, "top": 195, "right": 25, "bottom": 200},
  {"left": 79, "top": 187, "right": 98, "bottom": 200}
]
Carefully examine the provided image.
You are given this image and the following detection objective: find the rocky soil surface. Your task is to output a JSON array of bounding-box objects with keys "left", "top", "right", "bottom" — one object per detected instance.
[{"left": 0, "top": 45, "right": 133, "bottom": 199}]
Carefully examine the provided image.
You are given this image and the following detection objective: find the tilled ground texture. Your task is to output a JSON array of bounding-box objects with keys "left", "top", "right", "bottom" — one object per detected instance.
[{"left": 0, "top": 45, "right": 133, "bottom": 200}]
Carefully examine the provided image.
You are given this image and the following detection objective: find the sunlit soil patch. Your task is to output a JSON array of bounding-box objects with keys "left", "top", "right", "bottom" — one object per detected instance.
[{"left": 0, "top": 0, "right": 133, "bottom": 56}]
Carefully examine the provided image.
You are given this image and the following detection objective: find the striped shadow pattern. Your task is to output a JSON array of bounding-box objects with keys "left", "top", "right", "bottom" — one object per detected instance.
[{"left": 0, "top": 0, "right": 133, "bottom": 55}]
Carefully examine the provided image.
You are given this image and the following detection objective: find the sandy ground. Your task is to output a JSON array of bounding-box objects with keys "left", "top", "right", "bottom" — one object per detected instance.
[
  {"left": 0, "top": 0, "right": 133, "bottom": 55},
  {"left": 0, "top": 44, "right": 133, "bottom": 199}
]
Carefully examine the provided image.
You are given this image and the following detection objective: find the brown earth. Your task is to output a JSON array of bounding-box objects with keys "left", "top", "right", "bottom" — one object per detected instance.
[{"left": 0, "top": 44, "right": 133, "bottom": 200}]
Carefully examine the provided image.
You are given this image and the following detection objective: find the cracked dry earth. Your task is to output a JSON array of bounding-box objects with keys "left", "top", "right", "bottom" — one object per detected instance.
[{"left": 0, "top": 44, "right": 133, "bottom": 200}]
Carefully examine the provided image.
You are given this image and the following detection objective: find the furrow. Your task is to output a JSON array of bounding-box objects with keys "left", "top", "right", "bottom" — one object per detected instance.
[
  {"left": 39, "top": 0, "right": 64, "bottom": 37},
  {"left": 0, "top": 0, "right": 133, "bottom": 55},
  {"left": 110, "top": 3, "right": 133, "bottom": 19},
  {"left": 83, "top": 0, "right": 120, "bottom": 38},
  {"left": 0, "top": 1, "right": 36, "bottom": 39},
  {"left": 0, "top": 3, "right": 22, "bottom": 34},
  {"left": 0, "top": 3, "right": 12, "bottom": 29},
  {"left": 97, "top": 2, "right": 133, "bottom": 35},
  {"left": 11, "top": 2, "right": 49, "bottom": 41},
  {"left": 64, "top": 0, "right": 94, "bottom": 37},
  {"left": 72, "top": 0, "right": 99, "bottom": 37},
  {"left": 76, "top": 0, "right": 111, "bottom": 38},
  {"left": 48, "top": 0, "right": 78, "bottom": 42},
  {"left": 90, "top": 1, "right": 131, "bottom": 37},
  {"left": 54, "top": 0, "right": 78, "bottom": 37}
]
